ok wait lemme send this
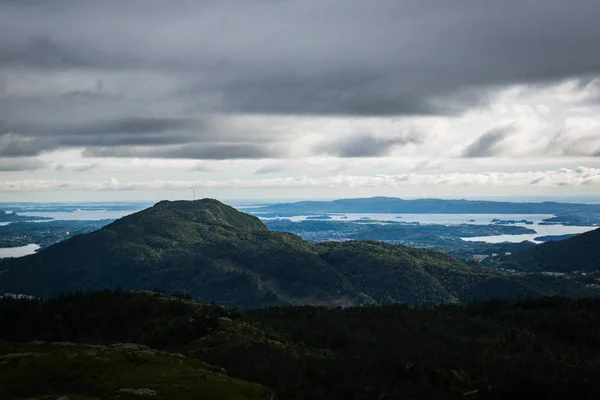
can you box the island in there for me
[540,213,600,226]
[0,210,52,223]
[305,215,333,220]
[491,219,534,225]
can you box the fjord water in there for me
[0,244,40,258]
[18,209,140,221]
[255,212,598,243]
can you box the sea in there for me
[254,213,598,244]
[0,244,41,258]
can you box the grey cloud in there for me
[189,162,218,172]
[0,133,50,157]
[412,159,442,171]
[1,116,286,159]
[0,157,45,171]
[462,127,516,158]
[83,143,279,160]
[315,131,424,158]
[254,163,289,175]
[54,163,97,172]
[546,129,600,157]
[189,74,481,116]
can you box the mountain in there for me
[250,196,600,215]
[4,290,600,399]
[500,228,600,273]
[0,199,597,307]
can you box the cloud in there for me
[0,133,49,157]
[1,115,293,159]
[0,157,45,171]
[462,126,517,158]
[53,163,97,172]
[546,117,600,157]
[314,131,424,157]
[546,78,600,103]
[412,159,442,171]
[2,0,600,117]
[2,167,598,191]
[2,0,600,180]
[254,163,290,175]
[83,143,279,160]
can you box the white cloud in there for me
[2,167,598,192]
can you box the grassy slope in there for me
[0,341,271,400]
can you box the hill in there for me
[3,290,600,399]
[0,199,597,308]
[500,228,600,273]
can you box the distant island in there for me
[0,210,52,223]
[247,196,600,217]
[492,218,534,225]
[540,213,600,226]
[305,215,332,220]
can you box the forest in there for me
[2,290,600,399]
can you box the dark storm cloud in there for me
[315,132,424,158]
[2,0,600,159]
[2,1,600,111]
[0,133,49,157]
[1,116,286,159]
[462,127,516,158]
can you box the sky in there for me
[1,0,600,202]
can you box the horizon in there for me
[3,194,600,206]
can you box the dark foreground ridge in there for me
[2,290,600,399]
[1,199,597,308]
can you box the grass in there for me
[0,341,272,400]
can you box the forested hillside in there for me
[500,228,600,272]
[3,290,600,399]
[1,199,596,308]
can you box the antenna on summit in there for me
[193,190,195,201]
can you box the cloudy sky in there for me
[2,0,600,201]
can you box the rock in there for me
[57,397,70,400]
[117,388,158,396]
[109,343,150,351]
